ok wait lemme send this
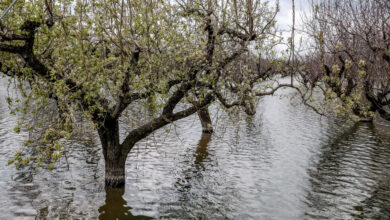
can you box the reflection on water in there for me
[99,187,152,220]
[1,77,390,219]
[305,122,390,219]
[194,133,212,167]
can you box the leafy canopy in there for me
[0,0,281,168]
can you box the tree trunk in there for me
[97,116,127,188]
[197,108,213,133]
[104,155,126,187]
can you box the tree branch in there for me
[120,93,214,154]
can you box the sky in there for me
[275,0,312,54]
[277,0,310,31]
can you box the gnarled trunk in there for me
[98,116,127,188]
[197,108,213,133]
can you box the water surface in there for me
[1,78,390,219]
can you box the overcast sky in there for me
[277,0,310,31]
[274,0,311,53]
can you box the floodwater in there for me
[1,77,390,219]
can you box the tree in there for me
[0,0,286,187]
[298,0,390,122]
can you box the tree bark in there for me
[197,108,213,133]
[97,116,127,188]
[104,155,126,187]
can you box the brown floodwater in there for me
[1,78,390,219]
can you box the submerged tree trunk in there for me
[197,108,213,133]
[97,107,213,187]
[104,154,126,187]
[97,116,127,187]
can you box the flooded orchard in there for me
[1,78,390,219]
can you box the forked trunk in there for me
[198,108,213,133]
[97,108,211,187]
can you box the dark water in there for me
[1,78,390,219]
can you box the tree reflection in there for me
[175,132,213,192]
[305,123,360,217]
[357,123,390,219]
[98,187,152,220]
[305,122,390,218]
[194,133,212,168]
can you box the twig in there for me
[0,0,19,21]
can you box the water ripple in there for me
[0,79,390,219]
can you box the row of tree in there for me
[0,0,389,187]
[299,0,390,122]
